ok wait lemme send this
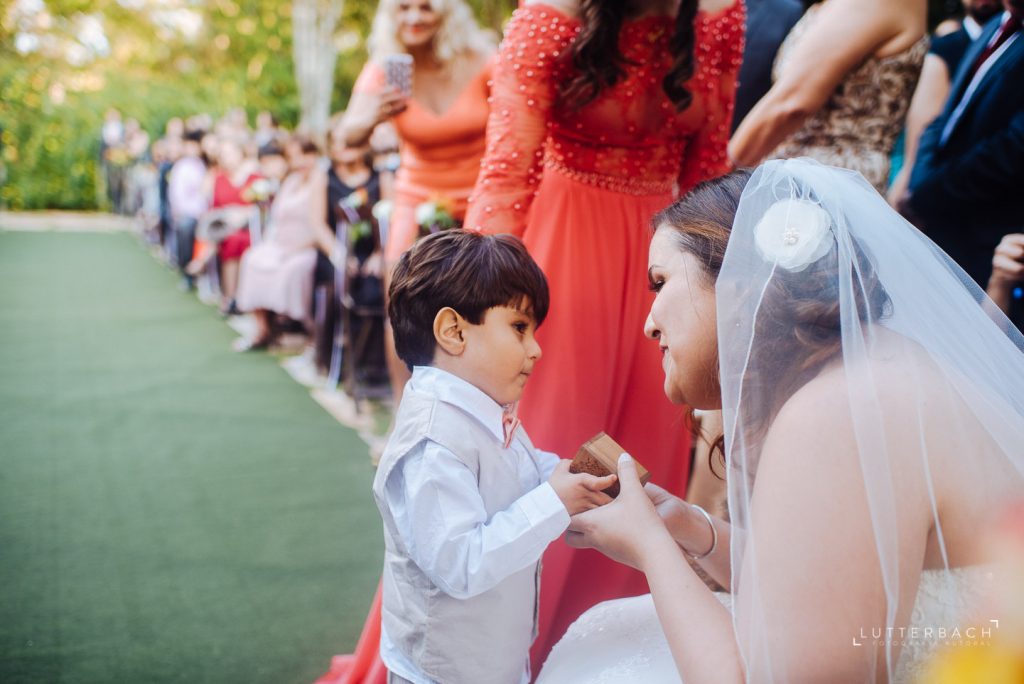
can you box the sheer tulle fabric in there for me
[720,159,1024,682]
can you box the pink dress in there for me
[235,172,320,323]
[465,2,744,667]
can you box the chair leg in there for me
[342,306,356,399]
[328,303,346,391]
[349,315,379,402]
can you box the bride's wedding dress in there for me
[537,566,995,683]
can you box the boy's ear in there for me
[433,307,466,357]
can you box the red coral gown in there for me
[464,1,744,671]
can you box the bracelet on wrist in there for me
[683,504,718,561]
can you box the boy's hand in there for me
[548,460,616,515]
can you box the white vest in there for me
[372,386,543,684]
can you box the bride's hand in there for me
[565,454,675,571]
[645,481,691,541]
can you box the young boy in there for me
[374,230,616,684]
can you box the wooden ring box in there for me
[568,432,651,498]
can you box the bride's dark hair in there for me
[558,0,700,110]
[652,169,892,470]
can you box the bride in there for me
[536,159,1024,683]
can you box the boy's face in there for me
[458,305,542,406]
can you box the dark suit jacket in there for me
[908,16,1024,287]
[930,26,973,74]
[731,0,805,131]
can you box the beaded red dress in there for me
[464,1,744,668]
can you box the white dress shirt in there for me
[964,15,984,41]
[380,366,569,684]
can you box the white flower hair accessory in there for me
[753,198,835,272]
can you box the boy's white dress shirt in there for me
[374,366,569,684]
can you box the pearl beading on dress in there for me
[465,2,745,231]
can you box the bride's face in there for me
[644,227,721,409]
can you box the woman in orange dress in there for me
[464,0,744,668]
[343,0,495,406]
[319,3,494,682]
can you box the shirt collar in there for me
[964,16,983,40]
[996,11,1016,36]
[409,366,508,444]
[985,11,1020,49]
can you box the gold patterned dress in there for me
[769,2,928,191]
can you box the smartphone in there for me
[383,54,413,98]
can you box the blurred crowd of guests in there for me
[108,0,1024,406]
[114,106,400,392]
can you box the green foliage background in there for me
[0,0,514,211]
[1,0,951,211]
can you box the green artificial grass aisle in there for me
[0,231,383,683]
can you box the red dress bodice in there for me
[467,2,744,233]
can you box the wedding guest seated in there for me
[256,142,289,196]
[233,137,335,351]
[375,230,616,684]
[313,119,384,377]
[187,137,264,315]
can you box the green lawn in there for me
[0,231,383,683]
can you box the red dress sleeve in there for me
[677,1,745,194]
[464,6,580,236]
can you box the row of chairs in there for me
[318,201,388,402]
[197,200,389,401]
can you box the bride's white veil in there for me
[717,159,1024,682]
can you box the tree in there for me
[293,0,343,140]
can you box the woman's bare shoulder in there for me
[523,0,580,19]
[698,0,741,16]
[766,335,948,460]
[766,368,857,459]
[469,46,495,71]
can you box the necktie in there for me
[502,401,521,449]
[968,14,1022,80]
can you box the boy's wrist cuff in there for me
[521,482,571,533]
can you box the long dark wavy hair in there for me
[558,0,700,111]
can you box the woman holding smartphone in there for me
[343,0,495,409]
[344,0,494,262]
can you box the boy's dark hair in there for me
[389,230,549,369]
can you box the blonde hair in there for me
[367,0,495,65]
